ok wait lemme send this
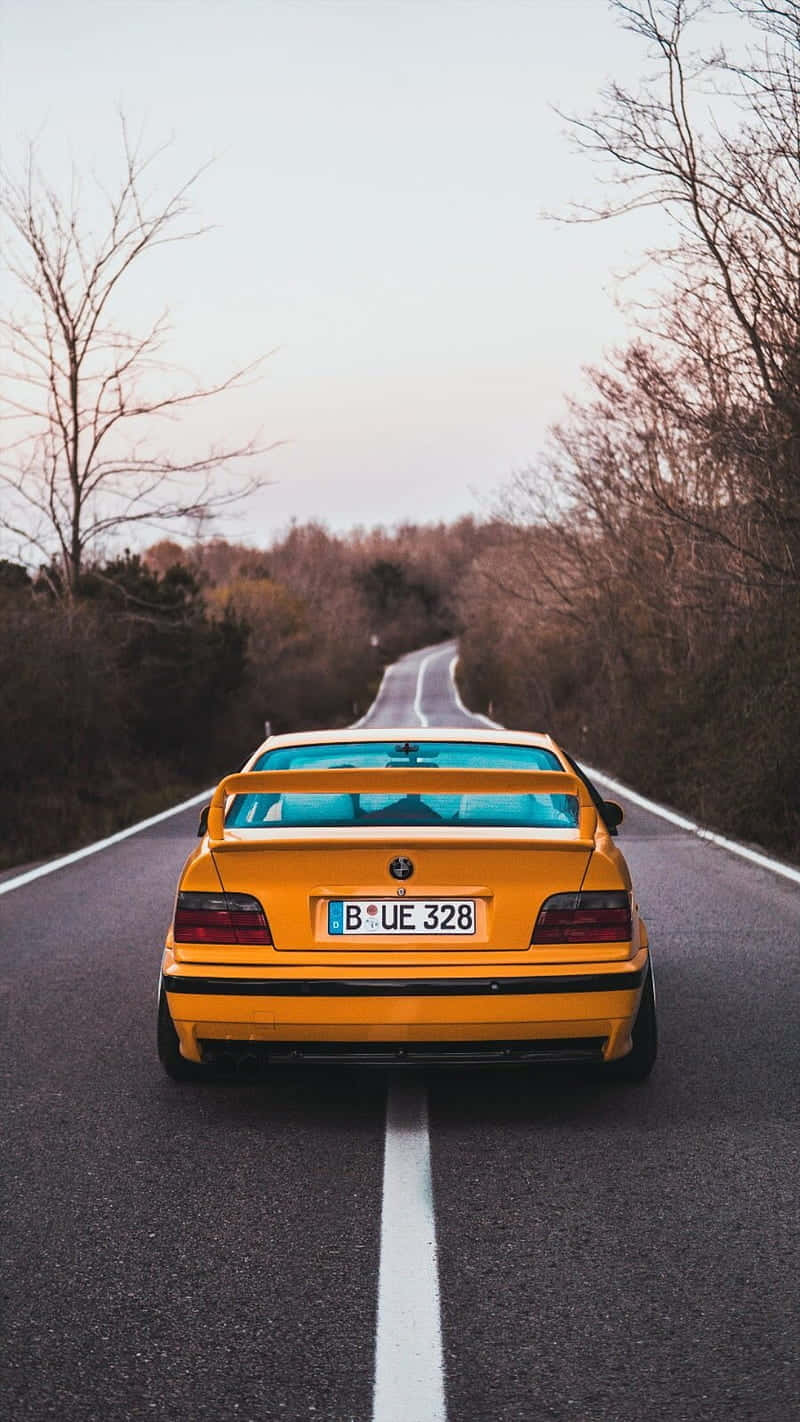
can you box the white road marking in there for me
[413,651,436,727]
[448,655,501,728]
[373,1078,446,1422]
[0,789,212,898]
[361,651,443,1416]
[352,662,397,728]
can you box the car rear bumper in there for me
[162,950,649,1064]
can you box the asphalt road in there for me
[3,642,798,1421]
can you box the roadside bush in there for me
[0,555,251,868]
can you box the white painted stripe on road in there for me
[352,661,397,728]
[449,654,800,887]
[0,789,212,898]
[373,1079,446,1422]
[448,656,501,728]
[413,652,436,727]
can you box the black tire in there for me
[605,958,658,1082]
[157,984,210,1081]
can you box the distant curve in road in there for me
[3,640,798,1422]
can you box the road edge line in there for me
[0,789,213,898]
[352,662,396,728]
[448,655,501,728]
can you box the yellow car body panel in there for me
[159,728,652,1070]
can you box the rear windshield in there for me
[225,740,579,830]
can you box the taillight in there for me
[532,891,631,944]
[174,891,272,945]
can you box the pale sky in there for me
[0,0,735,546]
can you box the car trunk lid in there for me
[207,768,596,956]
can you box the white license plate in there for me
[328,898,476,936]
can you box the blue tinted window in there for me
[250,741,561,773]
[225,741,577,829]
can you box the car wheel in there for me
[605,959,658,1082]
[157,985,209,1081]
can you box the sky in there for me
[0,0,735,548]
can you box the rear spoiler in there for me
[206,768,595,842]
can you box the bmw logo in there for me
[389,856,414,881]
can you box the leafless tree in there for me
[0,120,270,595]
[560,0,800,567]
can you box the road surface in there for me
[3,642,797,1421]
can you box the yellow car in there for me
[157,729,656,1081]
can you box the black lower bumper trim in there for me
[198,1037,608,1066]
[165,969,643,997]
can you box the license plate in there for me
[328,899,476,936]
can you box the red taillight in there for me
[532,891,632,944]
[174,891,272,945]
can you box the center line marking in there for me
[373,1078,446,1422]
[413,651,437,727]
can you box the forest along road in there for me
[3,641,798,1422]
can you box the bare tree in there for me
[567,2,798,383]
[0,121,270,595]
[551,1,800,577]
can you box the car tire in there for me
[605,958,658,1083]
[157,985,209,1082]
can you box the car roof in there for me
[248,726,561,760]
